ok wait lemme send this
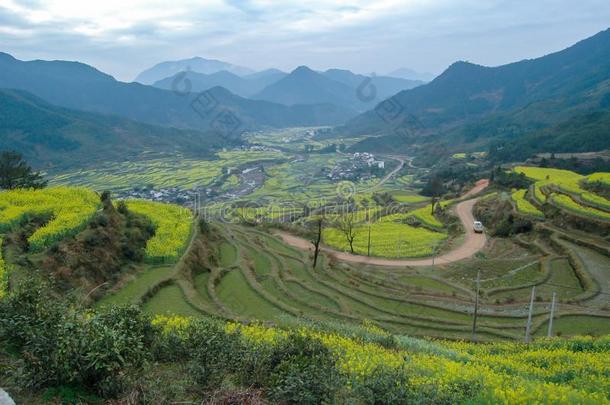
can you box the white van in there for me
[473,221,484,233]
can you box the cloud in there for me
[0,0,609,80]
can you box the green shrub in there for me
[186,318,243,388]
[266,334,341,404]
[350,365,413,405]
[0,279,154,397]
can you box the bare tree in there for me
[337,212,358,254]
[310,216,324,268]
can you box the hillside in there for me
[0,53,354,132]
[342,28,610,156]
[0,89,228,169]
[134,56,254,84]
[488,108,610,162]
[0,187,608,403]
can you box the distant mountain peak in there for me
[442,60,486,75]
[292,65,316,74]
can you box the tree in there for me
[0,150,47,190]
[310,217,324,268]
[337,212,357,254]
[425,176,445,215]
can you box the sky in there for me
[1,0,609,82]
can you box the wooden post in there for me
[547,292,556,338]
[471,270,480,342]
[367,223,371,257]
[525,286,536,343]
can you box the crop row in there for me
[322,221,447,258]
[511,189,544,218]
[585,172,610,187]
[549,194,610,221]
[125,200,193,262]
[151,317,608,404]
[0,187,100,251]
[515,167,610,215]
[51,151,287,191]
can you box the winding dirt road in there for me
[273,179,489,267]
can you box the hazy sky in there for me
[1,0,609,81]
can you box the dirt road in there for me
[273,179,489,267]
[373,157,404,189]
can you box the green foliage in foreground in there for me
[1,278,609,404]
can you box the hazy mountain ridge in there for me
[152,66,420,111]
[135,56,255,84]
[152,69,288,97]
[387,67,436,82]
[0,53,353,132]
[252,66,422,112]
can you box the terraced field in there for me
[514,166,610,222]
[14,148,609,341]
[50,150,289,191]
[0,187,100,251]
[101,221,610,340]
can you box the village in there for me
[325,152,386,181]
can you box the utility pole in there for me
[471,270,480,342]
[525,286,536,343]
[547,292,556,338]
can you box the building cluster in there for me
[326,152,385,181]
[116,186,204,205]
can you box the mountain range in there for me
[253,67,422,111]
[2,27,610,168]
[0,52,355,134]
[153,66,422,111]
[341,27,610,159]
[0,88,228,169]
[134,56,255,84]
[152,69,287,98]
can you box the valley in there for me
[1,16,610,403]
[18,127,607,344]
